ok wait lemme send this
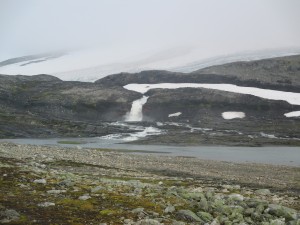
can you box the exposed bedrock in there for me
[142,88,299,122]
[0,74,141,137]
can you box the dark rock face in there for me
[0,74,140,138]
[143,88,297,122]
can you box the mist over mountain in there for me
[1,47,300,82]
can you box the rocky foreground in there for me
[0,142,299,224]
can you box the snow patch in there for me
[123,83,300,105]
[168,112,182,117]
[284,111,300,118]
[222,112,245,120]
[260,132,277,139]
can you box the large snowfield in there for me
[1,48,299,82]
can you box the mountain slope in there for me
[0,55,299,146]
[195,54,300,90]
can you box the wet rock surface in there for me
[0,142,299,224]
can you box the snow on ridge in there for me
[168,112,182,117]
[123,83,300,105]
[222,112,245,120]
[284,111,300,118]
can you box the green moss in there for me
[99,209,121,216]
[57,198,95,211]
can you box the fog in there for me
[0,0,300,64]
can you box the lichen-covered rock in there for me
[266,204,298,221]
[164,205,175,214]
[134,219,162,225]
[228,194,244,201]
[0,209,20,223]
[270,218,286,225]
[176,210,203,222]
[255,189,271,196]
[37,202,55,207]
[78,194,91,200]
[196,211,213,222]
[33,178,47,184]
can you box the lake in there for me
[0,137,299,167]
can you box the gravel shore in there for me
[0,142,299,224]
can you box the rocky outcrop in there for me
[143,88,297,122]
[0,74,140,138]
[196,54,300,92]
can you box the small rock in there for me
[0,209,20,223]
[192,187,203,192]
[132,208,144,214]
[91,186,104,193]
[171,221,186,225]
[210,219,221,225]
[135,219,162,225]
[47,190,66,194]
[228,193,244,201]
[222,185,240,190]
[266,204,297,221]
[222,188,229,193]
[37,202,55,207]
[255,189,271,196]
[33,178,47,184]
[199,198,209,211]
[164,205,175,213]
[124,219,133,224]
[58,179,74,187]
[176,210,203,222]
[270,218,286,225]
[244,208,255,216]
[196,211,213,222]
[78,194,91,200]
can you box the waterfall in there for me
[125,96,149,121]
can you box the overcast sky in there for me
[0,0,300,61]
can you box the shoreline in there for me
[1,142,299,193]
[1,138,299,167]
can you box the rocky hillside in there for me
[196,54,300,92]
[0,74,139,138]
[0,55,299,142]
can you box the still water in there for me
[0,137,299,167]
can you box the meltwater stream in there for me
[125,96,149,121]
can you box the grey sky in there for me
[0,0,300,61]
